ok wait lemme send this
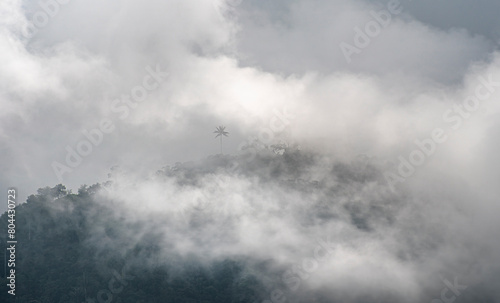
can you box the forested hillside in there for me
[0,148,496,302]
[0,183,265,303]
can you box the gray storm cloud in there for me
[1,0,500,301]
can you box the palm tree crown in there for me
[214,126,229,154]
[214,126,229,138]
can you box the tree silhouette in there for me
[214,126,229,154]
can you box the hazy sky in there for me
[2,1,500,301]
[1,0,499,217]
[0,0,500,208]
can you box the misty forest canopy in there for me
[0,146,495,302]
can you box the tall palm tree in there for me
[214,126,229,154]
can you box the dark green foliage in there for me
[0,185,265,303]
[0,148,407,302]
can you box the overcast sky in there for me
[0,0,500,207]
[2,1,500,301]
[1,0,500,218]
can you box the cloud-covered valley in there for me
[1,0,500,302]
